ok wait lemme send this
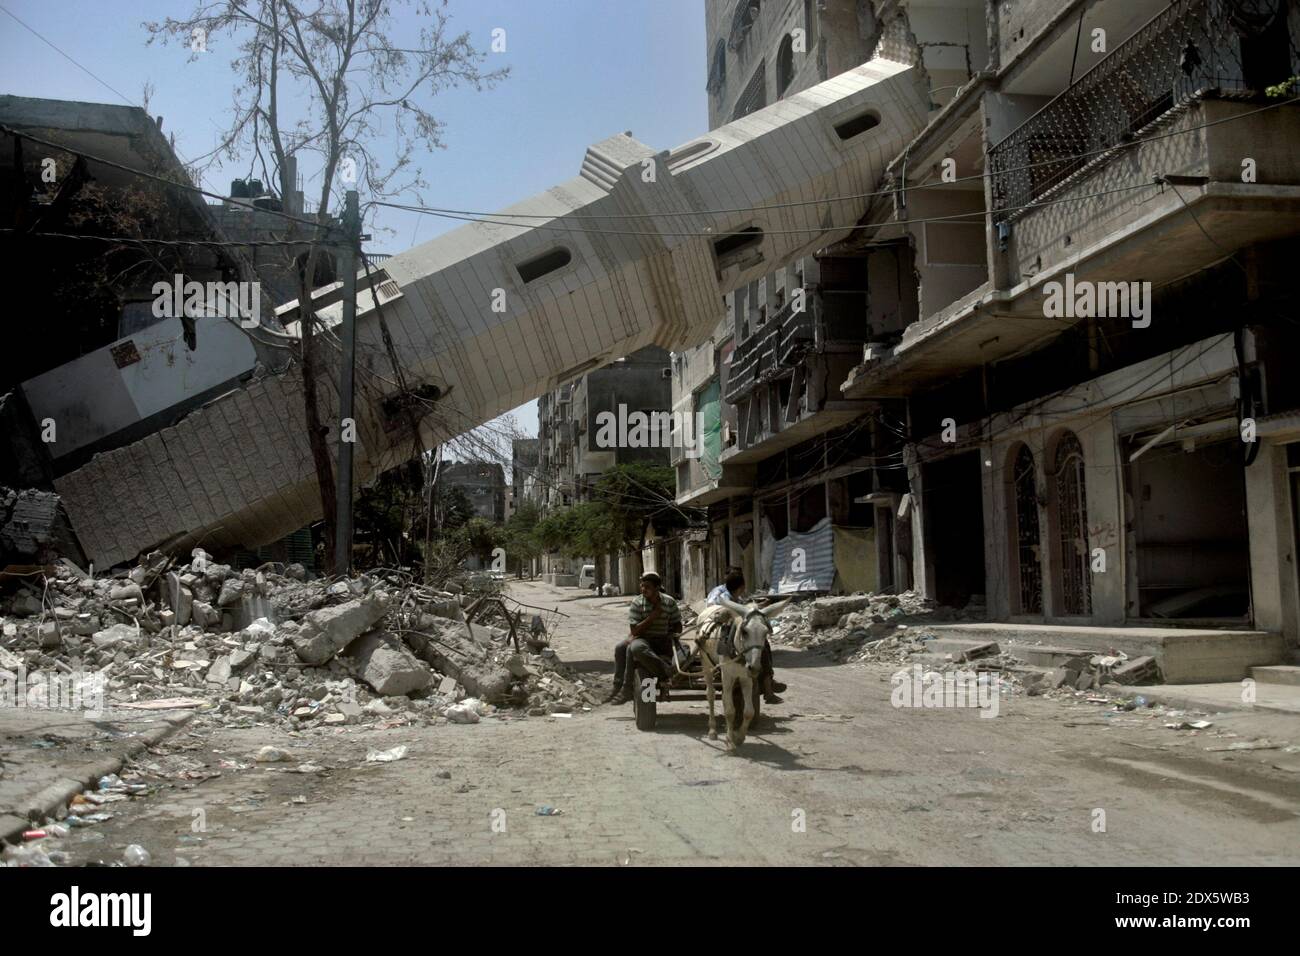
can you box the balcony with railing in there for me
[842,0,1300,401]
[990,0,1299,224]
[722,289,873,464]
[723,295,816,405]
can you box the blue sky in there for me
[0,0,708,439]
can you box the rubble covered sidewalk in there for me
[0,553,599,861]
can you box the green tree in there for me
[502,499,543,576]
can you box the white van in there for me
[578,565,596,590]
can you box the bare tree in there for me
[145,0,506,570]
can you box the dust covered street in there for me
[25,581,1298,867]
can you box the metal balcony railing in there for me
[723,293,816,405]
[988,0,1300,223]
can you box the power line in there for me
[375,179,1166,240]
[0,228,329,249]
[0,4,139,111]
[366,94,1300,224]
[0,123,329,234]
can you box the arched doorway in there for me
[1009,443,1042,614]
[1051,431,1091,615]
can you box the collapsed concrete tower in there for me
[55,58,927,567]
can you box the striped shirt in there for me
[628,593,682,654]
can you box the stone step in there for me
[921,636,1000,661]
[926,623,1284,684]
[1251,665,1300,687]
[1002,642,1093,668]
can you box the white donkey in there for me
[695,597,791,750]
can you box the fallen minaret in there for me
[55,58,927,567]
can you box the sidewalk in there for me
[1100,679,1300,716]
[0,704,193,843]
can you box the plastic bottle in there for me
[122,845,151,867]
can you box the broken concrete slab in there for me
[37,621,61,649]
[403,617,511,703]
[926,637,1000,661]
[1109,655,1159,685]
[108,582,144,604]
[192,601,220,629]
[161,571,193,626]
[343,630,431,697]
[291,590,391,665]
[216,578,244,608]
[91,623,141,651]
[206,655,233,686]
[809,596,874,628]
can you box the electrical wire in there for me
[365,94,1300,223]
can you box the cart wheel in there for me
[633,666,657,731]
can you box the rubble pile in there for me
[768,591,1161,692]
[771,591,970,660]
[0,553,595,729]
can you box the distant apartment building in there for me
[510,437,541,512]
[438,461,506,524]
[535,345,675,586]
[678,0,1300,680]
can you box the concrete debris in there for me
[770,590,1167,698]
[343,631,431,697]
[365,745,409,762]
[291,590,391,665]
[1108,655,1158,685]
[1,556,593,735]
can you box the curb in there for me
[0,710,193,845]
[1095,682,1300,717]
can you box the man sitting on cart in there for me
[707,568,787,705]
[607,572,683,706]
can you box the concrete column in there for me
[1080,417,1125,625]
[875,504,892,592]
[1245,442,1299,645]
[907,447,935,601]
[984,440,1011,619]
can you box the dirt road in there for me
[42,580,1300,866]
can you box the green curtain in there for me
[700,379,722,480]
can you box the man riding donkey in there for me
[696,568,791,749]
[706,568,786,705]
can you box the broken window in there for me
[834,109,881,141]
[515,247,571,284]
[713,226,763,266]
[707,39,727,94]
[776,34,795,98]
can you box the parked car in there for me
[578,565,596,590]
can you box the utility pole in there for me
[333,190,361,575]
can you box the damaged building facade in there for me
[674,0,1300,677]
[671,0,985,601]
[0,96,338,568]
